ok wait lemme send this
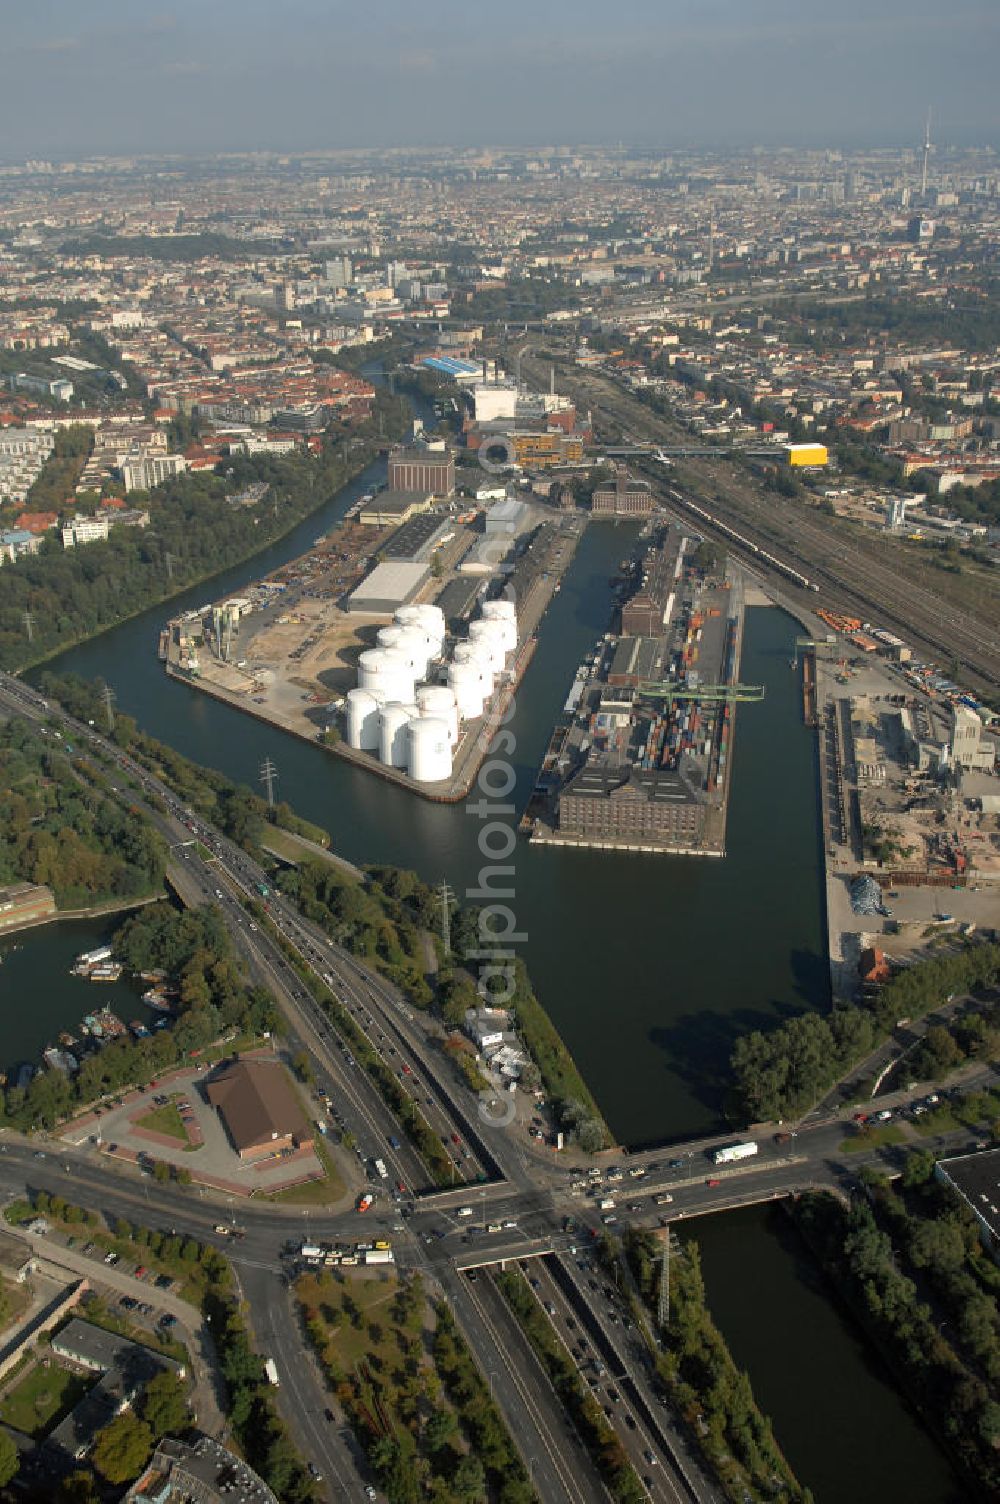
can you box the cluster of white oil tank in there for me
[345,598,516,783]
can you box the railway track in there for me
[667,477,1000,690]
[523,356,1000,691]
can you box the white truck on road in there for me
[711,1141,758,1166]
[264,1359,280,1387]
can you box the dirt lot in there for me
[243,597,385,700]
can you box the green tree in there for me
[0,1429,19,1487]
[92,1412,153,1484]
[141,1369,190,1438]
[453,1454,487,1501]
[56,1470,100,1503]
[424,1408,457,1453]
[909,1218,966,1273]
[291,1050,314,1085]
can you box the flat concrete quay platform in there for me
[162,512,584,802]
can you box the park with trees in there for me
[0,715,166,909]
[729,941,1000,1123]
[297,1266,534,1504]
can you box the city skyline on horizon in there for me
[0,0,996,159]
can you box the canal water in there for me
[28,391,827,1143]
[684,1204,965,1504]
[0,918,153,1080]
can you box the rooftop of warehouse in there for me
[563,764,697,804]
[348,559,430,609]
[936,1149,1000,1245]
[382,512,453,560]
[434,575,484,625]
[359,488,432,516]
[609,636,661,679]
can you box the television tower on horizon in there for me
[920,107,933,199]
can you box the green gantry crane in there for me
[637,682,766,702]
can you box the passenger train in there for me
[667,489,820,592]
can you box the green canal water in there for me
[686,1204,966,1504]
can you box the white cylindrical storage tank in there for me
[416,684,460,744]
[358,647,414,704]
[394,626,433,679]
[468,619,507,671]
[394,605,424,628]
[378,701,417,767]
[407,717,452,783]
[479,604,517,653]
[413,604,446,653]
[452,641,495,692]
[448,662,485,720]
[376,624,408,652]
[414,603,445,634]
[346,688,380,751]
[482,598,516,623]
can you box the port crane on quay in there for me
[637,681,766,703]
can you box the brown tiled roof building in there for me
[204,1060,313,1162]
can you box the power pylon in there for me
[259,757,278,807]
[658,1236,671,1330]
[22,610,35,643]
[102,684,116,734]
[439,880,456,955]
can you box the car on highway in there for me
[706,1178,721,1189]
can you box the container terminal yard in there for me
[523,520,756,856]
[161,485,586,801]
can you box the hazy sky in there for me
[1,0,997,158]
